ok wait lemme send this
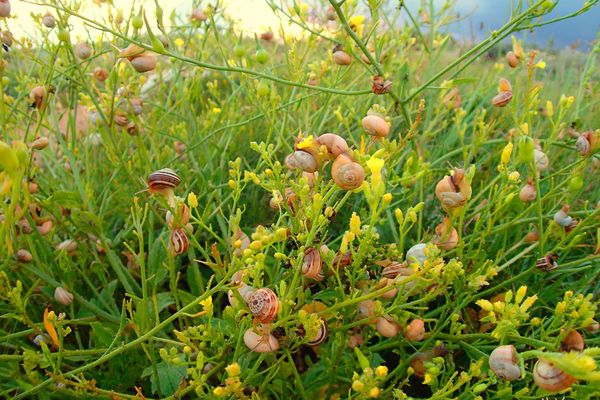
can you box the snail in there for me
[302,171,318,188]
[260,31,274,41]
[228,281,256,307]
[433,217,459,250]
[285,150,318,173]
[534,149,549,171]
[56,239,77,254]
[506,51,519,68]
[302,247,324,281]
[405,243,427,266]
[435,168,471,210]
[244,326,280,353]
[375,278,398,299]
[74,41,92,60]
[492,91,513,107]
[375,315,400,338]
[333,250,352,267]
[30,136,49,150]
[118,44,157,73]
[357,300,376,319]
[30,85,54,109]
[553,205,573,227]
[317,133,349,159]
[533,358,576,392]
[331,154,365,190]
[166,203,190,230]
[54,287,74,306]
[16,249,32,262]
[147,168,180,206]
[576,131,597,156]
[170,228,189,255]
[332,48,351,66]
[560,330,584,352]
[307,319,328,346]
[42,12,56,28]
[488,345,521,381]
[246,288,279,324]
[404,319,425,342]
[371,75,392,95]
[536,253,558,272]
[519,180,536,202]
[361,114,390,138]
[37,220,53,235]
[190,8,207,22]
[524,230,539,243]
[91,67,108,82]
[0,0,10,18]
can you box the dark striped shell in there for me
[247,288,279,323]
[536,254,558,272]
[533,358,576,392]
[170,228,189,255]
[148,168,180,193]
[307,319,328,346]
[302,247,323,281]
[382,262,411,279]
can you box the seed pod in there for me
[534,149,549,171]
[533,358,576,392]
[554,205,573,227]
[317,133,349,158]
[519,180,536,202]
[244,328,280,352]
[506,51,519,68]
[92,67,108,82]
[492,90,513,107]
[54,287,74,306]
[0,0,10,18]
[560,330,584,352]
[16,249,32,262]
[331,154,365,190]
[170,228,189,255]
[147,168,180,195]
[375,316,400,338]
[371,75,392,95]
[536,253,558,272]
[488,345,521,381]
[247,288,279,324]
[42,12,56,28]
[404,319,425,342]
[302,247,324,281]
[433,217,458,250]
[362,114,390,137]
[30,136,49,150]
[75,41,92,60]
[435,168,471,209]
[307,319,328,346]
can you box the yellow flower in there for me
[501,142,513,165]
[375,366,388,377]
[369,387,380,398]
[382,193,392,203]
[394,208,403,225]
[366,157,385,196]
[515,286,527,304]
[200,296,213,317]
[546,100,554,117]
[423,372,433,384]
[213,386,226,396]
[476,299,493,312]
[188,192,198,208]
[508,171,520,182]
[519,295,537,312]
[225,363,241,377]
[348,15,366,36]
[296,135,316,150]
[535,60,546,69]
[351,380,365,392]
[350,212,361,236]
[212,107,222,114]
[174,37,185,48]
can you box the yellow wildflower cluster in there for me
[213,363,245,397]
[476,286,537,339]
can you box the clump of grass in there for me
[0,0,599,398]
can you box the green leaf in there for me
[90,322,117,347]
[145,361,187,396]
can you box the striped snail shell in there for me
[302,247,324,281]
[331,154,365,190]
[535,253,558,272]
[170,228,189,255]
[247,288,279,323]
[381,261,410,279]
[307,319,328,346]
[533,358,576,392]
[147,168,180,194]
[488,345,521,381]
[554,205,573,227]
[492,90,513,107]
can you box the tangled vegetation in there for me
[0,0,599,398]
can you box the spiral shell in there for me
[433,217,458,250]
[576,131,596,156]
[75,41,92,60]
[371,75,392,95]
[31,136,49,150]
[406,243,427,266]
[317,133,349,158]
[533,358,576,392]
[286,150,318,173]
[244,328,280,353]
[488,345,521,381]
[93,67,108,82]
[29,86,47,109]
[332,50,351,65]
[361,114,390,137]
[16,249,32,262]
[560,330,584,352]
[435,169,470,209]
[302,247,323,281]
[519,182,536,202]
[147,168,180,194]
[307,319,328,346]
[333,250,352,267]
[554,205,572,227]
[54,287,74,306]
[492,90,513,107]
[404,319,425,342]
[170,228,189,255]
[506,51,519,68]
[42,12,56,28]
[375,315,400,338]
[247,288,279,323]
[331,154,365,190]
[130,53,158,73]
[534,149,549,171]
[536,253,558,272]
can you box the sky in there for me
[7,0,600,49]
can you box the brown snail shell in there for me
[536,253,558,272]
[42,12,56,28]
[498,78,512,92]
[560,330,584,352]
[371,75,392,95]
[302,247,324,281]
[533,358,576,392]
[0,0,10,18]
[534,149,549,171]
[375,278,398,299]
[56,239,77,253]
[435,168,470,209]
[118,44,146,59]
[244,327,280,353]
[357,300,375,319]
[247,288,279,323]
[332,50,351,65]
[433,217,458,250]
[93,67,108,82]
[317,133,349,158]
[130,53,157,73]
[506,51,519,68]
[190,8,207,22]
[16,249,33,262]
[488,345,521,381]
[30,136,49,150]
[170,228,189,255]
[287,150,318,173]
[375,315,400,337]
[576,131,597,156]
[492,91,513,107]
[361,114,390,137]
[519,181,536,202]
[331,154,365,190]
[29,86,47,109]
[307,319,328,346]
[404,319,425,342]
[147,168,180,194]
[75,41,92,60]
[333,250,352,267]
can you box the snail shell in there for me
[332,50,351,65]
[118,44,146,59]
[228,283,256,307]
[130,53,158,73]
[30,136,49,150]
[93,67,108,82]
[576,131,596,156]
[244,328,280,353]
[147,168,180,194]
[190,8,207,22]
[560,330,584,352]
[56,239,77,253]
[302,247,324,281]
[16,249,32,262]
[357,300,375,319]
[75,41,92,60]
[317,133,349,158]
[519,182,536,202]
[488,345,521,381]
[404,319,425,342]
[247,288,279,323]
[376,278,398,299]
[333,250,352,267]
[406,243,427,266]
[331,154,365,190]
[492,91,513,107]
[170,228,189,255]
[287,150,318,173]
[554,205,572,227]
[42,12,56,28]
[535,253,558,272]
[435,169,470,209]
[0,0,10,18]
[375,316,400,338]
[307,319,328,346]
[433,217,458,250]
[54,287,74,306]
[361,114,390,137]
[29,86,47,109]
[498,78,512,92]
[533,358,576,392]
[534,149,549,171]
[506,51,519,68]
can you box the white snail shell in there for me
[533,358,576,392]
[534,149,549,171]
[553,205,573,227]
[406,243,427,266]
[244,328,280,353]
[54,287,74,306]
[488,345,521,381]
